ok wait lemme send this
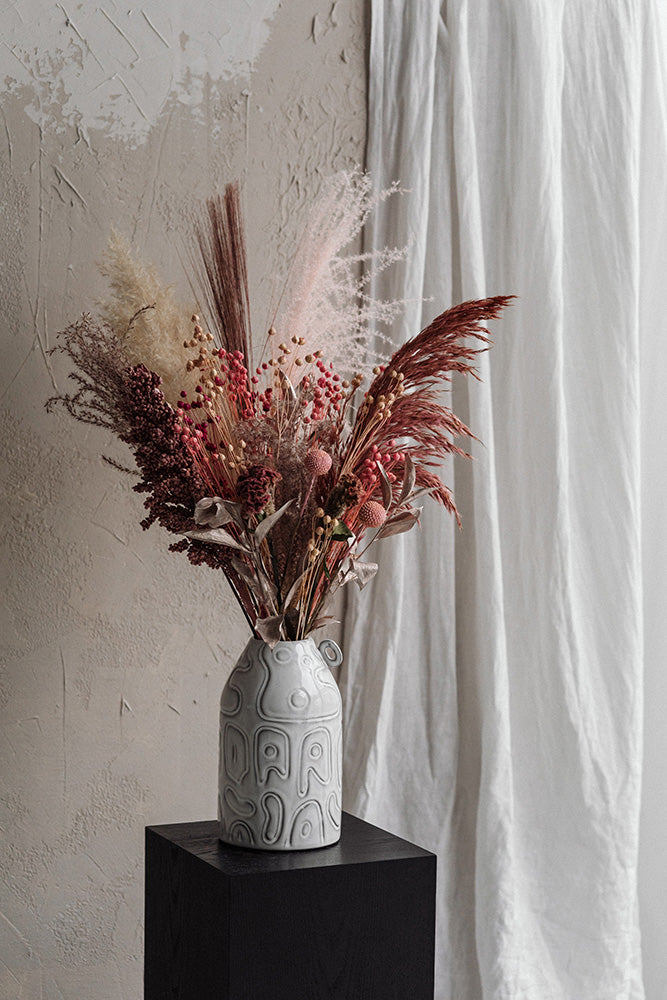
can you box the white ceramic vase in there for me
[218,637,344,851]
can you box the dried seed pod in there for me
[304,449,333,477]
[359,500,387,527]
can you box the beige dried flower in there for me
[97,231,197,405]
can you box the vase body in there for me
[218,637,344,851]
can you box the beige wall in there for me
[0,4,366,997]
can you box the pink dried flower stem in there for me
[299,535,356,633]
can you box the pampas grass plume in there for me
[98,232,196,405]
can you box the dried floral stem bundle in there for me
[48,174,512,642]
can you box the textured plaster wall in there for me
[0,3,366,997]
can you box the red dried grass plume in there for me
[191,182,252,362]
[345,295,514,521]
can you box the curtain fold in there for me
[341,2,663,997]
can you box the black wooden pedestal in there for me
[145,811,436,1000]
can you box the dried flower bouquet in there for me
[47,174,511,644]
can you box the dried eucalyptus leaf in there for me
[397,455,416,506]
[376,461,393,509]
[310,617,340,630]
[349,558,379,589]
[229,556,257,585]
[255,614,285,647]
[253,499,294,546]
[375,507,423,539]
[185,527,250,552]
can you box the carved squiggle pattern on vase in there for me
[218,638,343,851]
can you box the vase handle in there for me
[318,638,343,669]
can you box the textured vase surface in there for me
[218,637,343,851]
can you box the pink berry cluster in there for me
[175,389,213,448]
[212,348,254,419]
[293,358,345,425]
[359,441,407,489]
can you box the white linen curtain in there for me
[341,3,667,997]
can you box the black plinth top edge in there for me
[146,811,435,876]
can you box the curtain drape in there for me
[341,3,666,997]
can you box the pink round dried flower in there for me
[359,500,387,527]
[304,449,332,477]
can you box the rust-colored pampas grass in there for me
[342,296,514,522]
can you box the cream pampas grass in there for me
[98,232,197,406]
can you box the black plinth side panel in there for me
[145,812,436,1000]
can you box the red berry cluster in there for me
[257,383,274,413]
[175,388,216,452]
[213,349,255,419]
[359,441,407,489]
[119,364,206,534]
[299,359,344,425]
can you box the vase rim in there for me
[246,636,319,647]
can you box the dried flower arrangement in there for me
[47,173,511,644]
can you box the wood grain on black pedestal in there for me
[145,812,436,1000]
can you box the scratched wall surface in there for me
[0,3,366,997]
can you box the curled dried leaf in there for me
[349,558,379,589]
[336,557,378,590]
[331,521,354,541]
[375,507,422,539]
[195,496,235,528]
[253,499,294,546]
[376,460,393,509]
[397,454,416,506]
[185,527,250,552]
[229,555,258,585]
[256,614,285,647]
[221,498,246,528]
